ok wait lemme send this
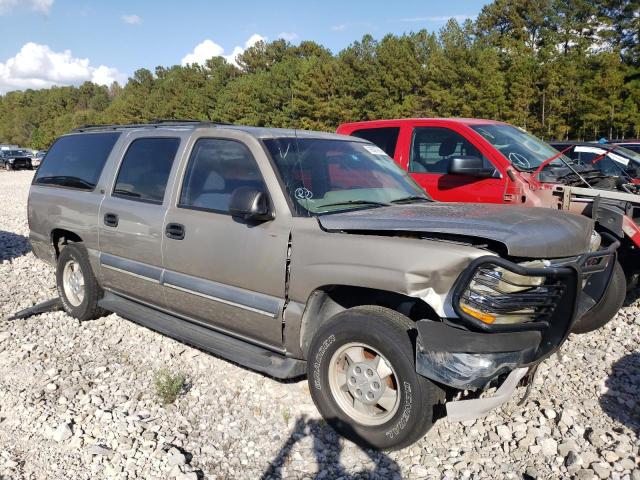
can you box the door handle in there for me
[165,223,185,240]
[103,213,119,227]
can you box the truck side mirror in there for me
[229,187,273,222]
[448,156,495,178]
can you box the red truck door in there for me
[401,125,507,203]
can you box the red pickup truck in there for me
[337,118,638,332]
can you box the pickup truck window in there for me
[34,132,120,190]
[179,138,265,214]
[263,138,428,215]
[472,124,567,171]
[113,137,180,204]
[410,127,490,174]
[350,127,400,157]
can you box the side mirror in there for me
[448,156,495,178]
[229,187,273,222]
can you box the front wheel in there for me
[5,163,11,171]
[307,306,444,450]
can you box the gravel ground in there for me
[0,169,638,480]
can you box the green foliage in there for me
[1,0,639,148]
[153,368,186,405]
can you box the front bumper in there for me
[414,239,618,417]
[8,159,32,169]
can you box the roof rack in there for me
[72,119,232,133]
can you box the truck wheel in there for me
[572,261,625,334]
[5,163,12,171]
[307,306,444,450]
[56,243,105,321]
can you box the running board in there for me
[98,292,306,379]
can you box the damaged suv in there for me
[28,122,617,450]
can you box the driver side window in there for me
[409,127,493,174]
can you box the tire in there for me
[56,243,105,321]
[571,261,625,334]
[5,163,12,171]
[307,305,445,450]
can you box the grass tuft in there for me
[153,368,186,405]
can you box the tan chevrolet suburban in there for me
[28,121,618,450]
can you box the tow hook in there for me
[517,364,539,406]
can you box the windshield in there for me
[614,146,640,164]
[6,150,23,156]
[263,138,429,215]
[471,124,570,170]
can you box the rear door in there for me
[98,134,182,306]
[161,131,290,349]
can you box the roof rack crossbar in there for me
[72,119,232,133]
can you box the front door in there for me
[98,136,181,306]
[407,126,507,203]
[161,136,289,348]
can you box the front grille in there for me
[13,158,29,167]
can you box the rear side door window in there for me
[350,127,400,158]
[113,137,180,204]
[410,127,493,174]
[179,138,265,214]
[34,132,121,190]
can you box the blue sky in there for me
[0,0,488,93]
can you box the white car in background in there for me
[31,150,47,168]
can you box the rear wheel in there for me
[56,243,105,321]
[572,261,625,334]
[307,306,444,450]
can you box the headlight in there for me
[459,260,560,325]
[8,158,14,163]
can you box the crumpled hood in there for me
[318,203,595,258]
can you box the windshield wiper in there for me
[113,188,141,198]
[316,200,390,210]
[532,144,592,187]
[389,195,432,204]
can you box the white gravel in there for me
[0,170,638,479]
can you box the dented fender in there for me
[288,217,492,318]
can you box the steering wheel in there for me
[509,152,531,169]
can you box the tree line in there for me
[1,0,639,149]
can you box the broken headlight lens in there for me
[459,260,559,325]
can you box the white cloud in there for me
[0,42,126,94]
[181,34,266,68]
[398,15,471,22]
[121,14,141,25]
[331,22,374,32]
[0,0,53,14]
[277,32,299,42]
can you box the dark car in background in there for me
[549,142,640,188]
[0,149,33,170]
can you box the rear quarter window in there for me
[34,132,121,190]
[350,127,400,157]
